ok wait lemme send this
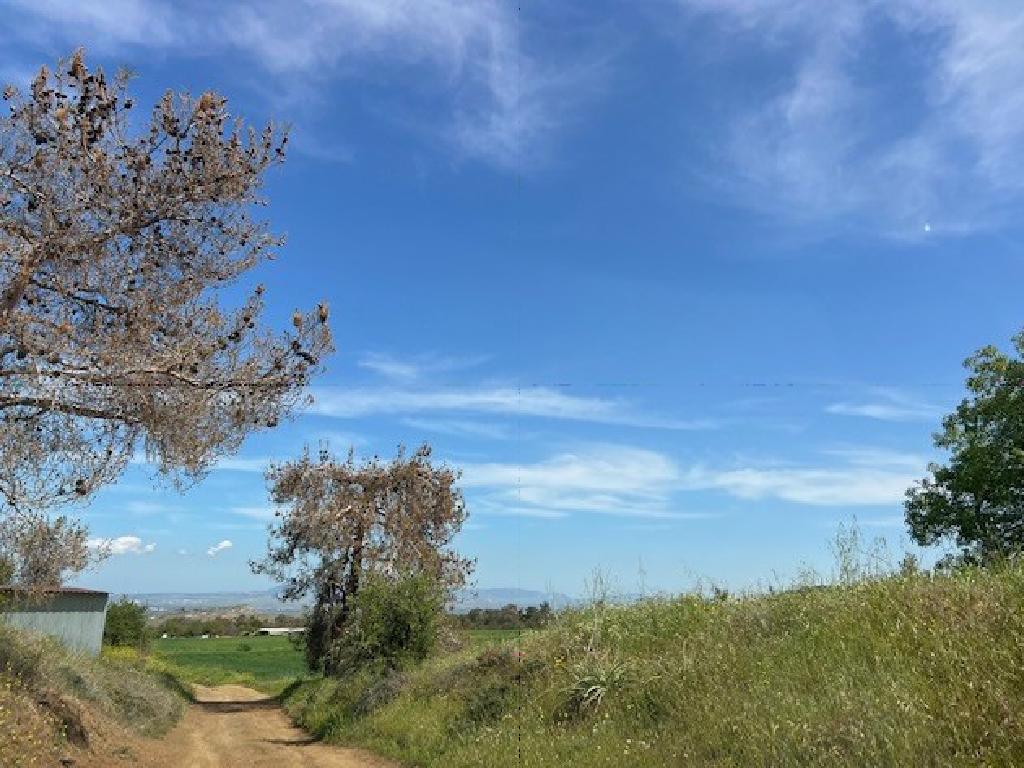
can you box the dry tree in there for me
[253,444,473,673]
[0,51,333,583]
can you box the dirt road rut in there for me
[152,684,395,768]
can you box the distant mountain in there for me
[124,585,577,615]
[122,588,304,615]
[452,587,575,612]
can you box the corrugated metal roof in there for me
[0,586,108,596]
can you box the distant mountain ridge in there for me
[451,587,575,612]
[122,586,577,614]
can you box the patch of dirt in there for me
[140,684,397,768]
[33,684,396,768]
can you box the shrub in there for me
[329,574,445,674]
[103,598,149,649]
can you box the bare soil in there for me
[140,684,397,768]
[59,684,396,768]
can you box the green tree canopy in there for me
[103,598,149,648]
[906,331,1024,563]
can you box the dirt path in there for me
[148,684,397,768]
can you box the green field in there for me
[152,629,514,693]
[152,635,306,692]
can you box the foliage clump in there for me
[329,574,446,674]
[103,598,150,649]
[254,444,472,675]
[907,330,1024,564]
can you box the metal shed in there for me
[0,587,109,656]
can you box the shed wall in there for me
[1,593,108,656]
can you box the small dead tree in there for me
[0,51,332,519]
[0,512,91,588]
[253,444,473,674]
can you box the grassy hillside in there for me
[283,564,1024,767]
[0,624,184,767]
[152,635,306,693]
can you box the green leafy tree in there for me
[906,331,1024,563]
[103,598,149,648]
[331,574,445,673]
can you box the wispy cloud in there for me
[2,0,596,169]
[401,418,510,441]
[122,500,182,516]
[462,444,716,519]
[357,351,488,382]
[678,1,1024,236]
[229,506,279,521]
[87,535,156,555]
[206,539,233,557]
[681,448,927,506]
[358,352,422,381]
[214,456,277,473]
[310,385,715,430]
[826,387,945,422]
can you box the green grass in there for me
[152,635,306,694]
[282,564,1024,767]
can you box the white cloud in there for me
[678,1,1024,236]
[214,456,276,473]
[357,352,489,382]
[826,387,945,422]
[229,506,279,521]
[87,535,156,555]
[681,449,928,506]
[6,0,177,46]
[3,0,591,168]
[462,445,711,519]
[402,418,510,440]
[206,539,233,557]
[310,385,714,430]
[358,352,422,381]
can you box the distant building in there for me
[255,627,305,636]
[0,587,109,656]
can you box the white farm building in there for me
[255,627,305,636]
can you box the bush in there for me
[103,598,149,648]
[0,624,183,738]
[329,574,445,674]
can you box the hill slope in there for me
[284,565,1024,767]
[0,624,184,766]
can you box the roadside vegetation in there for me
[0,623,184,766]
[282,559,1024,767]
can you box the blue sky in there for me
[5,0,1024,596]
